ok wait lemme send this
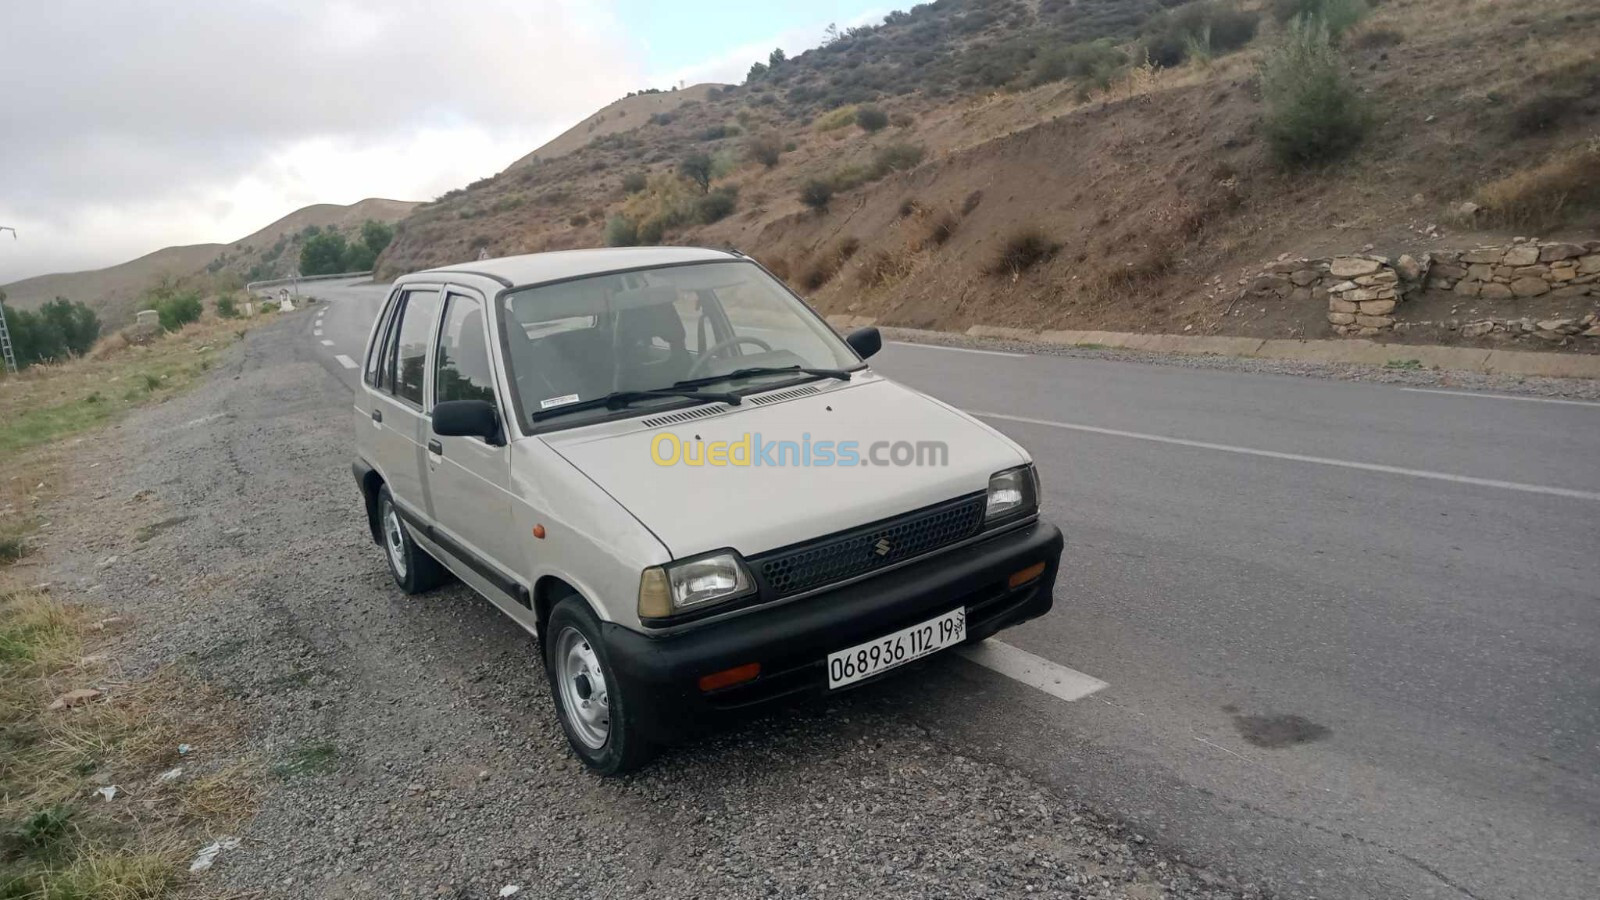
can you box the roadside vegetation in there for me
[1259,18,1369,166]
[296,219,395,276]
[0,293,100,370]
[0,298,268,897]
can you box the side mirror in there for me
[845,326,882,360]
[433,399,502,444]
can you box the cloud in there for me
[0,0,646,282]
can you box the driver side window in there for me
[433,294,497,410]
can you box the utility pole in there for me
[0,226,17,374]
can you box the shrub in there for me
[1260,20,1369,166]
[857,248,912,287]
[799,238,860,290]
[923,210,960,248]
[898,198,922,218]
[155,290,204,331]
[569,213,590,227]
[870,142,926,177]
[1509,93,1572,137]
[695,189,738,224]
[1349,26,1404,49]
[855,105,890,132]
[0,297,101,367]
[622,171,648,194]
[1031,40,1128,87]
[1144,2,1260,67]
[988,226,1060,277]
[813,105,858,132]
[216,294,239,318]
[891,112,916,129]
[605,215,639,247]
[700,124,731,141]
[800,179,834,211]
[1475,143,1600,231]
[679,153,713,193]
[637,216,668,245]
[1272,0,1368,39]
[745,129,784,167]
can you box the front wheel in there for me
[545,598,653,775]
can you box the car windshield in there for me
[497,260,861,428]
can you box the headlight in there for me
[638,551,755,619]
[985,465,1039,522]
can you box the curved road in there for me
[301,278,1600,900]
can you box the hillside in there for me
[502,83,728,169]
[3,198,418,326]
[377,0,1600,350]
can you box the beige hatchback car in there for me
[352,247,1062,773]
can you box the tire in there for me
[376,486,445,594]
[544,597,653,775]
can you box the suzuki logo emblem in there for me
[873,538,893,557]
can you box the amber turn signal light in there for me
[1008,561,1047,588]
[698,662,761,692]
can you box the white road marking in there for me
[334,354,358,370]
[313,329,324,336]
[1400,387,1600,408]
[972,410,1600,502]
[889,341,1027,359]
[319,340,334,347]
[956,639,1109,702]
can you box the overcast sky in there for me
[0,0,890,285]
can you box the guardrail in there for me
[246,271,373,295]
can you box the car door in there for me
[424,288,517,579]
[370,287,442,518]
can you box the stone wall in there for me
[1235,238,1600,341]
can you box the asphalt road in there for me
[303,278,1600,900]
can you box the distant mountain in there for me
[502,83,728,171]
[2,198,418,325]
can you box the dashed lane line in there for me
[334,354,358,370]
[320,340,334,347]
[971,409,1600,502]
[956,639,1109,702]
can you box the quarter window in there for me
[392,289,441,406]
[433,294,497,409]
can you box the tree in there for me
[361,219,395,257]
[679,153,713,194]
[1,298,101,367]
[823,23,840,44]
[746,61,769,83]
[299,230,350,276]
[1260,19,1368,166]
[768,48,787,67]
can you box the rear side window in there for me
[391,290,441,407]
[434,294,497,409]
[364,291,402,387]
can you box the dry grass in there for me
[800,236,861,290]
[988,226,1061,278]
[855,248,915,289]
[1475,141,1600,231]
[0,589,258,898]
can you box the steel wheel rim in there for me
[555,626,610,749]
[383,502,408,579]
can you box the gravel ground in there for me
[879,326,1600,401]
[31,314,1265,899]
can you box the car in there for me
[351,246,1064,774]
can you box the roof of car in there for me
[408,247,742,289]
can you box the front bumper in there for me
[602,519,1064,743]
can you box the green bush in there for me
[679,153,713,193]
[1144,2,1260,67]
[800,179,834,211]
[1030,40,1128,87]
[870,142,926,177]
[605,215,639,247]
[745,130,784,167]
[1272,0,1368,39]
[855,105,890,132]
[1260,19,1369,166]
[155,291,203,332]
[0,297,100,367]
[622,171,648,193]
[695,188,738,224]
[637,216,668,245]
[216,294,239,319]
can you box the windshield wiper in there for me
[531,388,741,420]
[673,366,853,390]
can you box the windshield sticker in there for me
[539,394,581,410]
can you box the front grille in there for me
[752,494,986,597]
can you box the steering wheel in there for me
[686,336,773,379]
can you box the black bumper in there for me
[602,519,1063,743]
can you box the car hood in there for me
[538,376,1027,559]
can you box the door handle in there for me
[427,439,443,456]
[371,408,383,423]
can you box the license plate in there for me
[827,608,966,689]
